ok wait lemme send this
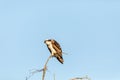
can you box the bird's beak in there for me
[44,40,46,43]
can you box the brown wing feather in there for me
[52,40,62,53]
[52,40,64,64]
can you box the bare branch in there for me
[42,55,52,80]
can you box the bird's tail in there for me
[56,56,64,64]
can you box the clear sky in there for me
[0,0,120,80]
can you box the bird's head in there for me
[44,39,54,45]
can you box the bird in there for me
[44,39,64,64]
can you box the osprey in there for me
[44,39,64,64]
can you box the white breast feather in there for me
[47,42,56,55]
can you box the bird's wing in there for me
[52,40,64,64]
[52,40,62,55]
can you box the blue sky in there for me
[0,0,120,80]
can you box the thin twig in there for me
[42,55,52,80]
[26,68,43,80]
